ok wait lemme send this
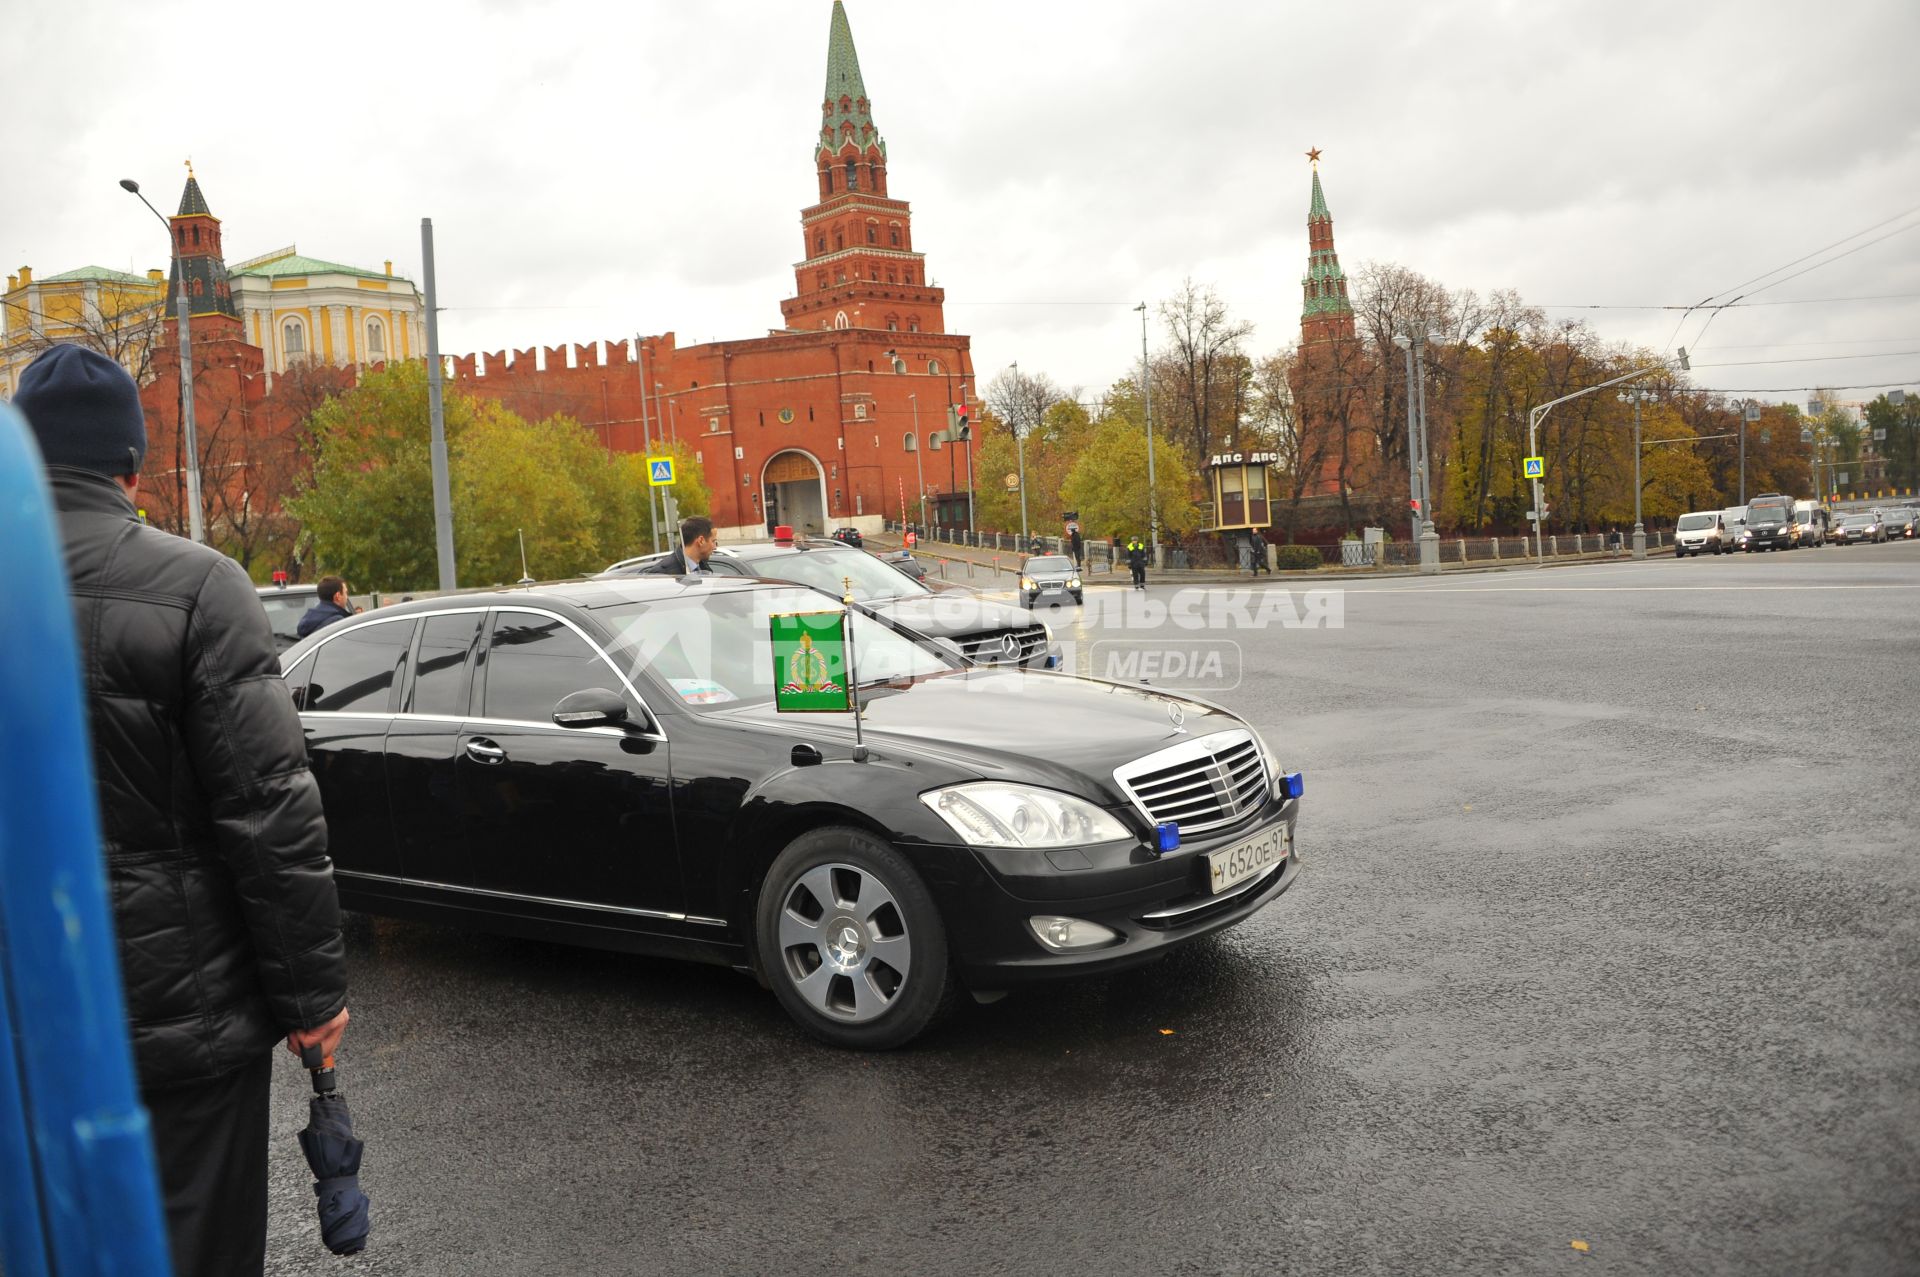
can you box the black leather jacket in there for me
[50,468,347,1089]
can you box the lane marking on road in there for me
[1352,583,1920,593]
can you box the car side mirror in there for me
[552,687,631,729]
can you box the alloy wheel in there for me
[776,863,912,1023]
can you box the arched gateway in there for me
[763,449,828,537]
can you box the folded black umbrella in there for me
[298,1043,371,1256]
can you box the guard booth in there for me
[1204,450,1277,569]
[0,401,173,1275]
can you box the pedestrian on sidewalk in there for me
[1127,535,1149,590]
[15,344,350,1277]
[1247,531,1269,576]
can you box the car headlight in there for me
[1020,577,1035,590]
[1068,577,1081,589]
[920,783,1129,848]
[1253,728,1283,785]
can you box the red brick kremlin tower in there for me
[447,0,975,541]
[1291,152,1370,500]
[141,168,271,534]
[780,2,945,336]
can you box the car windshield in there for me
[1026,556,1073,572]
[1676,514,1716,531]
[595,587,962,712]
[1749,510,1787,526]
[736,547,932,602]
[1723,511,1746,524]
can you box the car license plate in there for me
[1206,826,1289,894]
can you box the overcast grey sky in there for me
[7,0,1917,406]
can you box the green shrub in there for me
[1275,544,1323,570]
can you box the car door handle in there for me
[465,738,508,764]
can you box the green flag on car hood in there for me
[771,610,852,713]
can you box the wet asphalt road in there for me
[266,541,1920,1276]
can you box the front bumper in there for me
[921,800,1302,987]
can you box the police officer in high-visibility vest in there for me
[1126,536,1148,590]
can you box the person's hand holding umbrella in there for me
[289,1009,370,1256]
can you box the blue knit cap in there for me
[14,344,148,475]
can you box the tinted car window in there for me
[282,651,315,710]
[742,547,931,602]
[1676,514,1715,531]
[409,612,483,716]
[482,612,611,724]
[307,620,415,713]
[599,588,960,712]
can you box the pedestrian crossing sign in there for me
[647,457,676,487]
[1523,456,1545,479]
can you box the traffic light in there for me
[1410,498,1422,514]
[948,404,971,442]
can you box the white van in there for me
[1674,510,1728,557]
[1721,506,1750,551]
[1792,499,1830,547]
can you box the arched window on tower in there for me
[191,226,200,246]
[835,231,844,251]
[845,159,858,191]
[833,311,850,329]
[907,317,920,333]
[282,317,306,363]
[890,226,900,247]
[902,432,916,453]
[928,432,943,452]
[366,317,385,360]
[928,359,943,375]
[816,235,826,254]
[866,224,876,244]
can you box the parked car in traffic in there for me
[1791,500,1830,547]
[256,583,320,652]
[1674,511,1729,557]
[831,526,865,549]
[1020,554,1084,606]
[1720,506,1751,551]
[1832,513,1885,544]
[1744,493,1799,551]
[276,578,1305,1048]
[597,540,1059,668]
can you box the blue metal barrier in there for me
[0,402,172,1274]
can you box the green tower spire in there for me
[817,1,885,161]
[1308,169,1330,222]
[1301,156,1351,325]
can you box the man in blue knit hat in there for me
[13,343,351,1277]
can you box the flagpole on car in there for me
[843,577,868,762]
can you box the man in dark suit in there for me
[645,515,719,575]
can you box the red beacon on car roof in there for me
[772,525,796,545]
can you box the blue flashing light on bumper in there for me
[1279,771,1305,801]
[1156,822,1181,854]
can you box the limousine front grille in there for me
[1113,730,1268,836]
[956,625,1049,665]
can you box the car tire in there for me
[755,826,959,1050]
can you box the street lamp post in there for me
[1392,333,1440,573]
[1618,387,1649,559]
[1008,361,1029,547]
[1526,361,1673,567]
[958,378,975,543]
[909,393,926,532]
[1391,336,1422,550]
[1740,403,1760,505]
[1413,339,1439,572]
[1136,302,1160,567]
[119,178,204,543]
